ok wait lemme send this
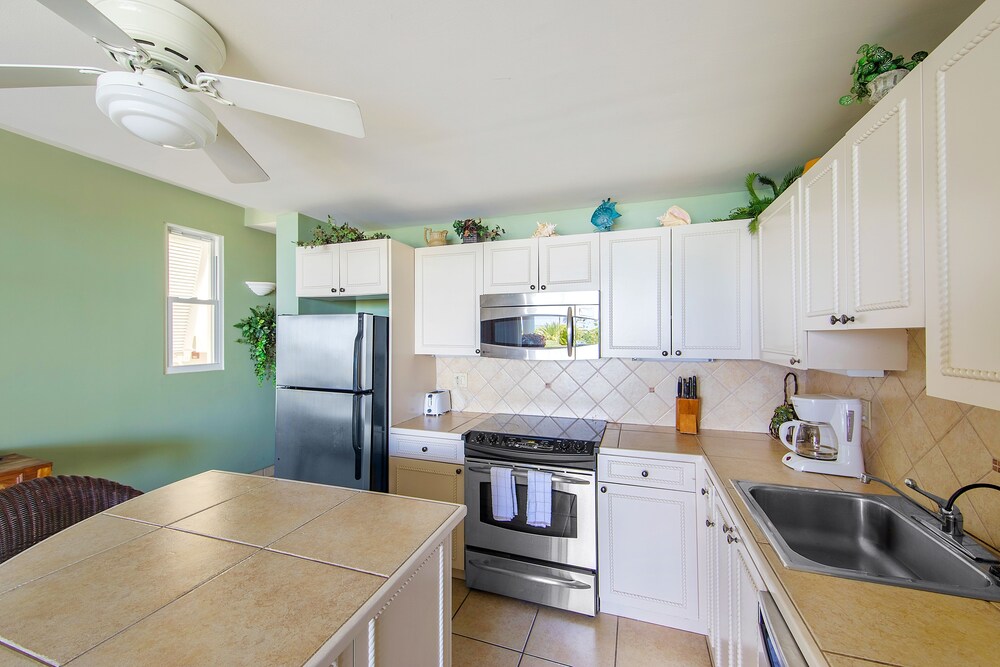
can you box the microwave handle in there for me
[566,307,575,358]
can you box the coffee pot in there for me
[777,395,864,478]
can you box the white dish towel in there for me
[490,467,517,522]
[526,470,553,528]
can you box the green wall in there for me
[366,191,749,247]
[0,130,277,491]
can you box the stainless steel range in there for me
[463,414,606,616]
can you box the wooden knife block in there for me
[675,398,700,435]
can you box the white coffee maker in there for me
[777,394,864,478]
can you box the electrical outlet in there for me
[861,398,872,427]
[453,373,468,388]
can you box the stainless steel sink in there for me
[733,481,1000,600]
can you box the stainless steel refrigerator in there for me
[275,314,389,491]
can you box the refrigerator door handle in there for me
[352,316,364,391]
[352,394,365,481]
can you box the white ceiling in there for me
[0,0,981,227]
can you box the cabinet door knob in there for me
[706,519,716,527]
[456,468,462,475]
[339,287,346,292]
[661,351,668,357]
[789,357,800,365]
[475,348,481,355]
[830,315,840,325]
[641,470,649,477]
[600,486,607,493]
[530,285,536,290]
[330,288,337,293]
[840,314,855,324]
[701,487,708,495]
[540,285,547,290]
[727,534,739,544]
[722,524,733,533]
[675,350,682,356]
[421,446,428,452]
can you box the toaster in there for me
[424,390,452,416]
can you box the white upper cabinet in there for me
[295,240,388,298]
[923,0,1000,410]
[339,239,389,296]
[483,235,600,294]
[758,184,807,368]
[296,244,341,297]
[538,234,601,292]
[482,239,538,294]
[800,140,849,331]
[415,244,483,356]
[671,219,755,359]
[600,228,672,358]
[846,70,924,329]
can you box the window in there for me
[166,224,223,373]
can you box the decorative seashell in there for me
[591,197,621,232]
[658,205,692,227]
[531,222,558,238]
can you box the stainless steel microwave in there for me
[479,291,599,360]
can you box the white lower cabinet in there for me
[704,475,765,667]
[597,455,702,632]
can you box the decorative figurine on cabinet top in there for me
[591,198,621,232]
[531,222,558,238]
[658,205,691,227]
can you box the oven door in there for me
[480,304,599,360]
[464,458,596,570]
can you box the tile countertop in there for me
[391,411,490,438]
[394,413,1000,666]
[0,471,465,666]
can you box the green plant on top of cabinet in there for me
[414,244,483,356]
[482,234,601,294]
[922,0,1000,411]
[295,239,389,298]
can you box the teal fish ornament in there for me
[591,198,621,231]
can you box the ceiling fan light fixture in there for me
[95,70,217,149]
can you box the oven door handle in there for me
[466,465,591,485]
[468,559,592,589]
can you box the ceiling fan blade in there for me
[0,64,105,88]
[204,123,269,184]
[35,0,146,56]
[197,73,365,138]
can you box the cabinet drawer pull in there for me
[830,315,839,325]
[840,314,855,324]
[421,446,428,452]
[641,470,649,477]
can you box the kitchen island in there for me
[0,471,465,666]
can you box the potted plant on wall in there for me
[839,44,927,106]
[452,218,504,243]
[234,304,276,385]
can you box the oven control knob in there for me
[489,434,500,445]
[573,442,585,453]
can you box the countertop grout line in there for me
[61,547,261,665]
[0,635,58,666]
[823,649,904,666]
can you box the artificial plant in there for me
[839,44,927,106]
[234,303,276,385]
[714,167,804,234]
[453,218,505,241]
[297,216,390,247]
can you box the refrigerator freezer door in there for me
[275,388,373,489]
[276,314,373,391]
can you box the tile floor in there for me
[451,579,712,667]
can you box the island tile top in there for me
[0,471,465,666]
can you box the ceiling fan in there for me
[0,0,366,183]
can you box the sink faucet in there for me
[860,474,1000,542]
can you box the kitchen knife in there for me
[692,376,698,399]
[677,377,682,398]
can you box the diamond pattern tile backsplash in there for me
[805,329,1000,549]
[435,357,792,433]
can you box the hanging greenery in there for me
[714,167,804,234]
[297,216,390,247]
[234,303,276,385]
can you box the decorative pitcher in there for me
[424,227,448,247]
